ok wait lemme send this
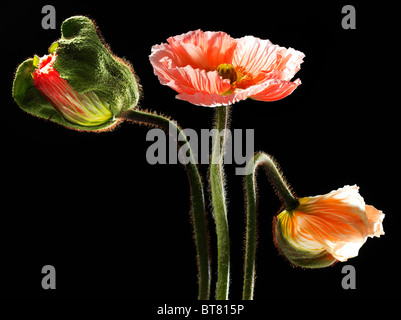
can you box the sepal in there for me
[12,16,140,131]
[273,215,337,268]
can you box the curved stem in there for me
[118,109,210,300]
[209,105,231,300]
[242,152,298,300]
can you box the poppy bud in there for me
[13,16,140,131]
[273,185,385,268]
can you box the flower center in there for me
[217,63,237,84]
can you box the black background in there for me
[2,0,399,303]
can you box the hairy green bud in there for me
[13,16,140,131]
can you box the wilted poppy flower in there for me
[273,185,385,268]
[13,16,140,131]
[149,29,304,107]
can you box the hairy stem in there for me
[243,152,298,300]
[118,109,210,300]
[209,105,231,300]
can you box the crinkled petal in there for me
[149,48,232,97]
[150,37,233,98]
[167,41,209,70]
[176,89,249,107]
[307,185,367,215]
[150,42,179,85]
[167,29,237,69]
[329,240,367,262]
[365,205,385,237]
[163,66,231,96]
[177,78,302,106]
[149,30,304,107]
[277,185,385,265]
[296,186,371,261]
[249,79,301,101]
[232,36,304,81]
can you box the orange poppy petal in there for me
[177,78,301,106]
[168,66,230,94]
[276,185,385,265]
[249,79,301,101]
[150,42,179,84]
[298,210,368,262]
[232,36,304,81]
[167,30,237,69]
[149,30,305,107]
[274,215,337,268]
[295,186,372,261]
[150,52,232,97]
[168,40,208,70]
[365,205,385,237]
[176,89,249,107]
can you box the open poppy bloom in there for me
[273,185,385,268]
[149,29,304,107]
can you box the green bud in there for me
[273,215,337,268]
[12,16,140,131]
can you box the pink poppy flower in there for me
[149,29,304,107]
[274,185,385,268]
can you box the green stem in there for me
[118,109,210,300]
[209,105,231,300]
[242,152,298,300]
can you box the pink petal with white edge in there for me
[149,30,305,107]
[167,30,237,69]
[232,36,305,81]
[150,44,231,96]
[365,205,385,237]
[150,42,179,85]
[250,79,302,101]
[176,89,249,107]
[162,66,231,96]
[177,78,302,106]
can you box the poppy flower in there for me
[13,16,140,131]
[32,53,113,127]
[273,185,385,268]
[149,29,304,107]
